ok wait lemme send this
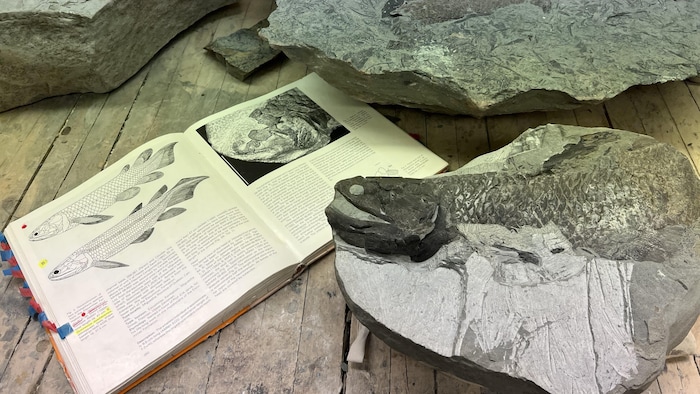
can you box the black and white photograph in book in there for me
[197,87,349,185]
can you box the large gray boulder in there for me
[0,0,236,112]
[326,124,700,393]
[263,0,700,116]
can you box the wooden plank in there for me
[436,371,482,393]
[291,254,346,392]
[0,315,54,393]
[35,352,73,394]
[625,85,690,156]
[604,89,646,134]
[573,103,610,127]
[57,66,151,195]
[395,108,428,145]
[485,111,548,150]
[106,22,194,164]
[454,116,489,167]
[657,81,700,171]
[426,113,459,171]
[345,315,391,394]
[0,95,79,227]
[389,351,435,394]
[656,357,700,394]
[205,275,307,392]
[142,11,228,143]
[545,109,578,126]
[12,93,108,218]
[211,1,253,112]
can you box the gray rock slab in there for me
[205,19,282,81]
[326,124,700,393]
[262,0,700,116]
[0,0,236,112]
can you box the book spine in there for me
[1,232,74,339]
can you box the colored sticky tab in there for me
[0,232,5,242]
[22,281,29,288]
[41,320,57,332]
[37,311,48,323]
[11,269,24,279]
[0,249,12,261]
[28,305,38,316]
[29,299,43,314]
[8,256,17,266]
[2,266,20,276]
[19,287,32,298]
[57,323,74,339]
[0,242,9,250]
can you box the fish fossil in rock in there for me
[327,128,700,263]
[326,124,700,394]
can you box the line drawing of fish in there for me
[48,176,208,281]
[29,142,178,241]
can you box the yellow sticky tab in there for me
[39,259,47,268]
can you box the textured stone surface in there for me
[0,0,236,112]
[206,19,282,81]
[326,124,700,393]
[263,0,700,116]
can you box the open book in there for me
[0,74,447,394]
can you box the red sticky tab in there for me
[0,242,9,251]
[11,270,24,279]
[41,320,57,332]
[29,299,43,314]
[19,287,32,298]
[8,256,17,266]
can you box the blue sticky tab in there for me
[0,232,5,242]
[22,281,29,288]
[38,312,48,323]
[57,323,73,339]
[28,305,38,316]
[0,249,12,261]
[2,266,20,276]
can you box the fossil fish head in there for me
[29,213,72,241]
[48,252,94,280]
[326,176,456,262]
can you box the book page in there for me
[184,73,448,261]
[4,73,447,394]
[5,133,297,393]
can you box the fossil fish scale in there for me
[327,124,700,394]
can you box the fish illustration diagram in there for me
[48,176,208,280]
[29,142,178,241]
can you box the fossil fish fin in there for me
[93,260,128,269]
[167,176,209,208]
[158,208,186,221]
[151,142,177,169]
[132,228,155,244]
[72,215,113,225]
[136,171,164,184]
[149,185,169,203]
[133,148,153,167]
[116,187,140,201]
[131,203,143,215]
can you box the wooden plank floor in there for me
[1,1,700,392]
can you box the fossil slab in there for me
[263,0,700,116]
[205,19,282,81]
[0,0,236,112]
[326,124,700,393]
